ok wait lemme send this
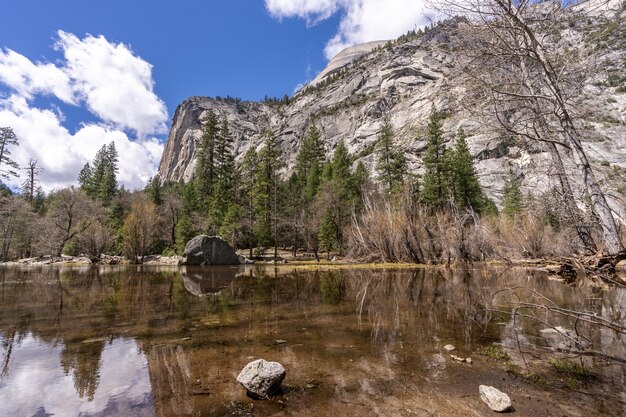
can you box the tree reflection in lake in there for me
[0,265,623,417]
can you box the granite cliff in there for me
[158,1,626,212]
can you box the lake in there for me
[0,265,624,416]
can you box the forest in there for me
[0,107,601,265]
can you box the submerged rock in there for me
[479,385,512,412]
[236,359,286,398]
[444,344,455,352]
[182,235,244,265]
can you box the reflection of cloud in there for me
[0,334,154,417]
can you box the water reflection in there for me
[0,265,623,416]
[0,335,153,417]
[180,266,243,297]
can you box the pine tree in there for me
[196,110,219,202]
[318,208,339,260]
[375,118,407,194]
[98,142,118,202]
[240,147,259,257]
[295,125,325,182]
[78,163,94,194]
[207,118,238,232]
[0,127,19,181]
[421,109,451,209]
[502,171,524,219]
[176,180,199,252]
[145,175,164,205]
[450,129,484,212]
[253,130,283,257]
[79,142,118,203]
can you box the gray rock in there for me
[182,235,243,265]
[158,16,626,220]
[479,385,512,412]
[236,359,286,398]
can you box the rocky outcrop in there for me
[236,359,286,398]
[182,235,243,265]
[479,385,512,412]
[158,9,626,214]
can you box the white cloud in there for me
[0,48,76,104]
[55,31,168,137]
[0,95,164,192]
[265,0,433,59]
[0,31,167,191]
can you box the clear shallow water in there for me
[0,265,624,417]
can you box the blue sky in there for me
[0,0,431,190]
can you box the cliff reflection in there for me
[0,265,621,417]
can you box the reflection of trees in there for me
[60,339,105,401]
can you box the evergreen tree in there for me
[295,125,325,182]
[79,142,118,203]
[421,109,452,209]
[502,171,524,218]
[207,118,238,232]
[175,180,199,252]
[318,208,339,260]
[98,142,119,202]
[78,163,94,194]
[450,129,484,212]
[0,127,19,180]
[253,131,283,257]
[240,147,259,257]
[195,110,219,202]
[145,175,164,205]
[375,118,407,194]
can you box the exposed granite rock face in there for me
[159,6,626,215]
[182,235,243,265]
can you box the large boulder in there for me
[182,235,243,265]
[236,359,286,398]
[479,385,512,412]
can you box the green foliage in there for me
[253,131,283,250]
[376,118,407,195]
[548,358,591,379]
[318,208,339,257]
[421,109,452,208]
[145,175,164,205]
[196,109,219,202]
[503,171,525,218]
[478,345,509,359]
[449,129,485,213]
[0,127,20,180]
[79,142,118,203]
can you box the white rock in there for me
[236,359,286,398]
[444,344,455,351]
[479,385,512,412]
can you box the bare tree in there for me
[46,188,93,256]
[122,195,158,263]
[430,0,623,255]
[21,159,42,203]
[0,196,36,260]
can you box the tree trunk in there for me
[498,1,623,255]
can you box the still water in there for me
[0,265,624,417]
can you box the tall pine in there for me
[421,109,451,209]
[375,118,407,195]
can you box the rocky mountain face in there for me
[158,1,626,212]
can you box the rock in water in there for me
[182,235,243,265]
[479,385,512,412]
[236,359,286,398]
